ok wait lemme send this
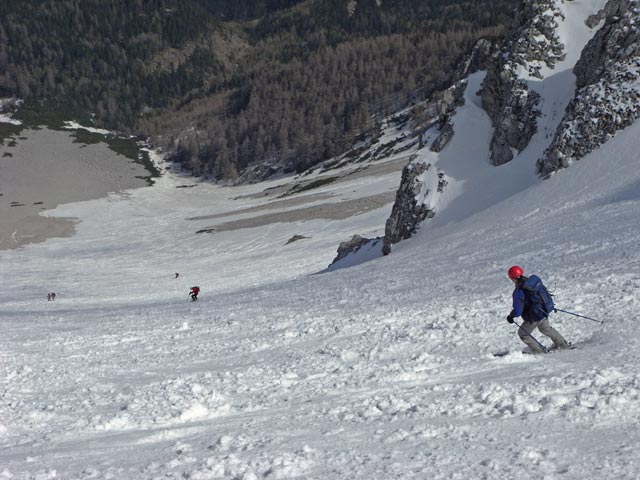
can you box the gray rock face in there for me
[331,234,376,264]
[458,38,495,78]
[584,0,622,29]
[481,68,541,165]
[379,39,496,253]
[430,120,454,153]
[382,158,435,253]
[538,0,640,176]
[574,0,636,88]
[509,0,567,77]
[351,0,640,259]
[480,0,567,166]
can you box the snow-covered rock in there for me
[382,158,438,253]
[480,0,568,165]
[538,0,640,176]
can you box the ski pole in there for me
[512,320,548,353]
[554,308,604,324]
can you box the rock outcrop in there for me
[480,0,568,166]
[330,234,380,265]
[382,159,435,254]
[430,118,454,153]
[481,68,540,166]
[380,39,494,253]
[538,0,640,176]
[351,0,640,260]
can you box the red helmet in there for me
[507,265,524,279]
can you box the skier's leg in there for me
[517,320,545,353]
[537,318,569,348]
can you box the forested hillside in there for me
[0,0,519,180]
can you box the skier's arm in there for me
[511,289,525,317]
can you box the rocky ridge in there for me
[328,40,491,265]
[480,0,567,166]
[378,39,493,255]
[538,0,640,176]
[332,0,640,262]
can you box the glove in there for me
[506,314,515,324]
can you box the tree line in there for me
[0,0,519,180]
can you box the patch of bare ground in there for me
[190,154,410,227]
[196,191,396,233]
[0,128,150,250]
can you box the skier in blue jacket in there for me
[506,265,569,353]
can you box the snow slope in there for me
[2,113,640,479]
[404,0,609,232]
[2,2,640,478]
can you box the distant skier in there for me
[506,265,569,353]
[50,292,56,301]
[175,273,179,279]
[47,293,51,301]
[189,286,200,301]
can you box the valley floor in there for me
[0,126,151,250]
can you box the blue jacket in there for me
[510,276,547,322]
[511,287,526,318]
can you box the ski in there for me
[545,343,576,353]
[493,343,575,357]
[491,349,545,357]
[492,350,511,357]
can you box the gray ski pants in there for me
[518,317,568,352]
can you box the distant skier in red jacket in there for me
[189,286,200,301]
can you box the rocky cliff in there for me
[480,0,569,166]
[380,39,492,254]
[538,0,640,176]
[334,0,640,262]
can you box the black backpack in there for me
[522,275,555,321]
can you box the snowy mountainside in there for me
[382,0,640,251]
[2,114,640,478]
[539,0,640,175]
